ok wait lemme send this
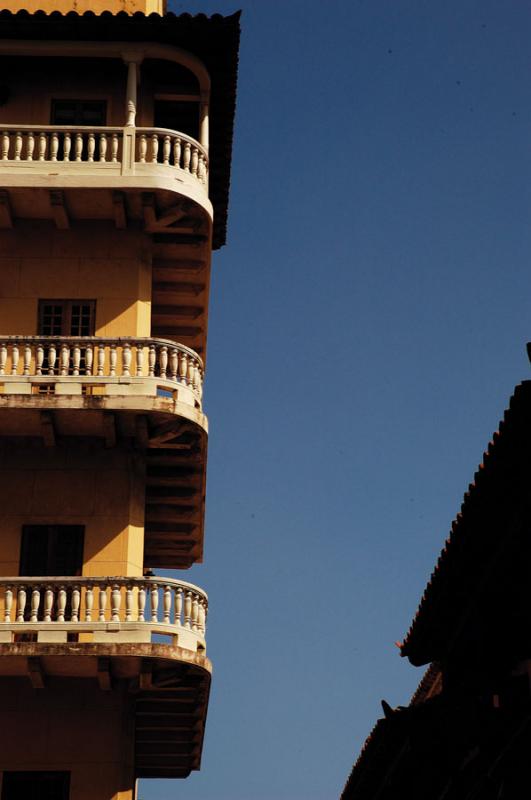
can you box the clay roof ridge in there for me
[399,380,531,663]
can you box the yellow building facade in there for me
[0,2,240,798]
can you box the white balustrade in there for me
[0,125,209,189]
[0,336,204,404]
[0,126,123,164]
[135,127,209,186]
[0,576,208,643]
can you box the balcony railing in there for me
[0,336,203,405]
[0,576,207,653]
[0,125,209,189]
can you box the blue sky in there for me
[142,2,531,798]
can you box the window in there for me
[1,772,70,800]
[20,526,84,577]
[38,301,95,337]
[154,99,199,141]
[51,100,106,127]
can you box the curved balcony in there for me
[0,334,204,408]
[0,575,207,653]
[0,125,211,220]
[0,575,211,779]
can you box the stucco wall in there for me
[0,222,152,338]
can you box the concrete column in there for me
[125,60,138,127]
[200,93,209,150]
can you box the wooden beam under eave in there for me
[40,410,56,447]
[142,192,157,229]
[0,190,13,228]
[113,191,127,229]
[103,412,116,448]
[27,657,45,689]
[97,657,112,691]
[140,660,153,690]
[49,190,70,230]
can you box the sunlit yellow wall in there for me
[0,222,152,338]
[0,0,164,16]
[0,441,145,577]
[0,679,135,800]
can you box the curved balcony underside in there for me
[0,337,208,568]
[0,640,211,779]
[0,125,212,220]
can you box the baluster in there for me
[111,584,121,622]
[72,344,81,376]
[60,343,70,376]
[159,345,168,380]
[87,132,95,162]
[71,586,80,623]
[184,590,192,628]
[193,362,201,396]
[99,132,107,162]
[122,342,131,377]
[44,586,53,623]
[178,351,188,385]
[109,344,117,376]
[26,132,35,162]
[16,587,26,623]
[125,585,133,622]
[75,132,83,162]
[148,343,156,377]
[36,344,44,375]
[50,132,59,162]
[139,134,147,163]
[173,136,181,168]
[1,131,10,160]
[4,586,12,623]
[175,587,183,626]
[57,586,67,623]
[14,131,23,161]
[170,347,178,381]
[23,343,31,375]
[30,587,40,622]
[150,583,159,623]
[191,594,199,631]
[47,342,57,376]
[85,585,93,622]
[97,343,105,376]
[198,599,206,635]
[138,585,146,622]
[163,585,171,624]
[98,584,107,622]
[38,131,47,161]
[162,135,171,165]
[183,141,191,172]
[63,131,71,161]
[191,146,199,176]
[150,133,159,164]
[85,343,93,376]
[135,343,144,377]
[0,343,6,375]
[111,133,119,163]
[10,343,18,375]
[198,154,205,183]
[187,356,195,388]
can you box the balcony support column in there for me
[200,92,209,150]
[124,58,141,127]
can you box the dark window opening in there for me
[1,771,70,800]
[20,525,84,577]
[38,300,95,337]
[154,100,199,141]
[38,300,95,374]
